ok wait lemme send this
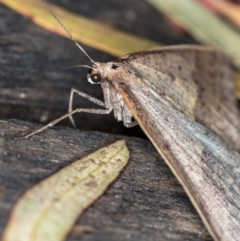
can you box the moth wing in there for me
[119,82,240,241]
[120,45,240,151]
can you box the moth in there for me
[27,1,240,240]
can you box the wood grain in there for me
[0,119,212,241]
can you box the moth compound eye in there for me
[87,69,101,84]
[91,73,101,83]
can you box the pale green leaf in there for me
[2,140,129,241]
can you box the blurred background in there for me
[0,0,240,137]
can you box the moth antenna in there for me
[38,0,95,64]
[60,65,94,71]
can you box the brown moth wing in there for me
[119,45,240,151]
[117,80,240,241]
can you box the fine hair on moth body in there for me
[26,1,240,241]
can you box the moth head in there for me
[87,62,112,84]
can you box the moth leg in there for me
[68,88,106,128]
[24,107,112,138]
[124,121,138,128]
[122,104,138,128]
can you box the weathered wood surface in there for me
[0,1,212,240]
[0,119,212,241]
